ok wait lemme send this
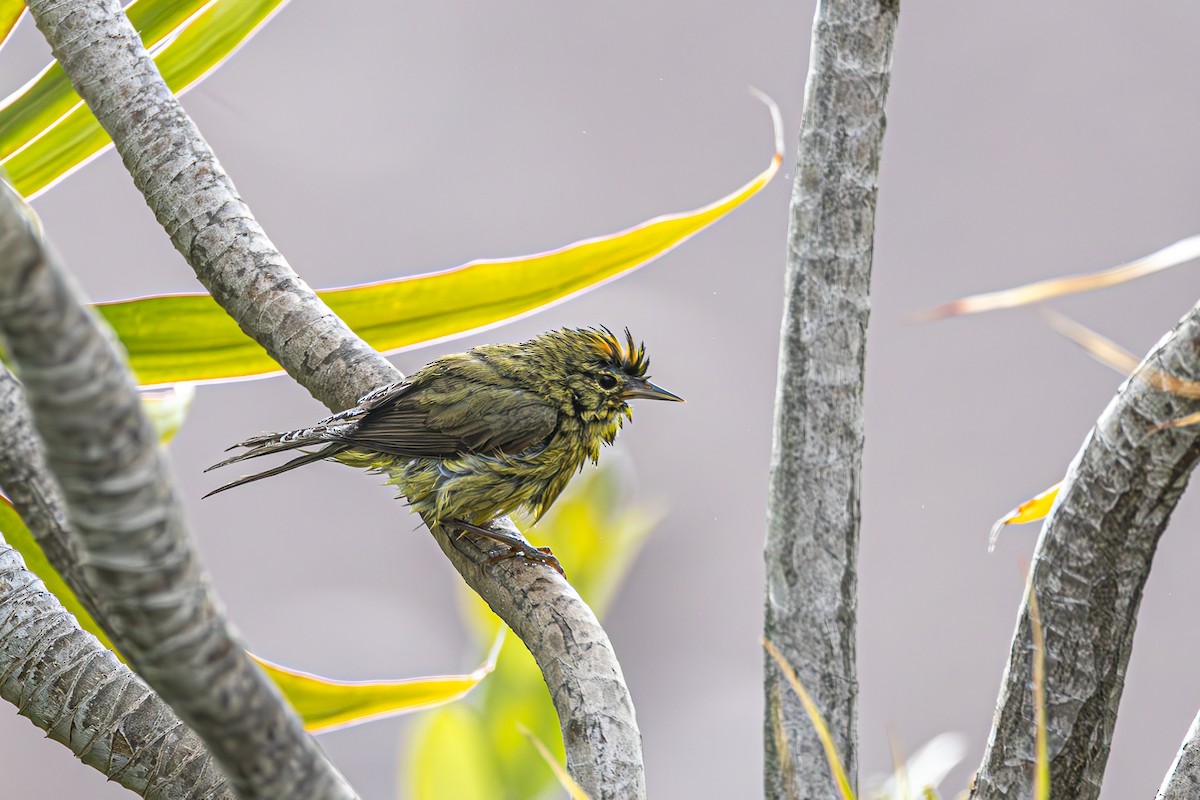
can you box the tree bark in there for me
[0,365,238,795]
[1158,708,1200,800]
[23,1,645,795]
[0,180,357,799]
[0,535,234,799]
[763,0,898,797]
[970,308,1200,799]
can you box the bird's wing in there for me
[346,377,558,458]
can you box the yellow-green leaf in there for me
[251,631,501,734]
[0,496,119,654]
[0,0,24,51]
[407,704,501,800]
[95,96,784,387]
[2,0,290,199]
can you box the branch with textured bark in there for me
[0,534,233,799]
[970,307,1200,800]
[0,181,357,799]
[23,1,645,795]
[1158,708,1200,799]
[763,0,898,797]
[0,366,232,797]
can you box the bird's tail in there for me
[203,433,349,498]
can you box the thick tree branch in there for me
[971,309,1200,799]
[763,0,898,797]
[1158,708,1200,800]
[0,535,233,799]
[0,182,357,799]
[0,366,232,797]
[24,1,645,795]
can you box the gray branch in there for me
[24,0,645,795]
[0,534,233,799]
[970,309,1200,799]
[1158,708,1200,800]
[0,182,356,799]
[0,364,236,796]
[763,0,898,797]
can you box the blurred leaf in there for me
[0,496,119,654]
[406,704,502,800]
[1029,587,1050,800]
[139,383,196,443]
[252,631,501,734]
[764,636,857,800]
[520,724,592,800]
[868,733,966,800]
[92,96,783,387]
[1043,309,1200,431]
[0,0,23,51]
[915,234,1200,321]
[2,0,290,199]
[988,483,1061,552]
[408,461,659,800]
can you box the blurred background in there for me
[3,0,1200,797]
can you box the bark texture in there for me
[23,1,645,794]
[1158,709,1200,800]
[0,366,233,797]
[0,538,233,799]
[0,182,357,799]
[763,0,898,797]
[971,308,1200,799]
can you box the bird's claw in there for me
[450,519,565,576]
[484,545,565,576]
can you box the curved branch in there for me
[0,182,356,799]
[0,364,234,796]
[764,0,898,796]
[970,308,1200,799]
[23,0,645,794]
[0,537,233,799]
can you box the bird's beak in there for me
[623,379,685,402]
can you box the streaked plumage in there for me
[205,327,682,569]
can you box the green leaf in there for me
[0,0,24,51]
[1,0,290,199]
[251,631,501,734]
[97,97,781,387]
[0,497,119,655]
[406,704,503,800]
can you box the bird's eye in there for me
[597,373,619,390]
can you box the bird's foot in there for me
[450,519,565,576]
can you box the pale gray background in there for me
[3,1,1200,797]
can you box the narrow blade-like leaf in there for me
[98,95,783,387]
[916,234,1200,321]
[252,632,501,734]
[0,0,24,51]
[3,0,289,198]
[763,636,857,800]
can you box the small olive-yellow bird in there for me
[205,327,682,571]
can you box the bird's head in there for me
[530,327,683,440]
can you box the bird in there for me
[204,327,683,572]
